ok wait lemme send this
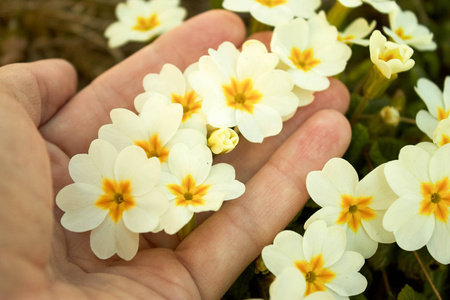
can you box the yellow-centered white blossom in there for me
[271,14,352,92]
[369,30,415,79]
[305,158,396,258]
[338,0,397,13]
[189,40,298,143]
[56,140,169,260]
[262,221,367,299]
[383,6,437,51]
[105,0,186,48]
[338,18,377,47]
[384,144,450,264]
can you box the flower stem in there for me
[350,95,370,126]
[413,251,442,300]
[250,17,272,34]
[400,117,416,125]
[326,1,352,28]
[177,215,196,241]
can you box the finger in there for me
[246,31,272,48]
[0,59,77,127]
[40,10,246,157]
[176,109,352,299]
[216,77,350,183]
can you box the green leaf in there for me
[344,123,370,166]
[368,243,398,271]
[397,284,426,300]
[369,138,406,167]
[351,294,368,300]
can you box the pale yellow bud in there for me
[380,106,400,126]
[208,127,239,155]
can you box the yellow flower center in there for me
[222,78,262,114]
[255,0,287,8]
[336,195,376,232]
[133,14,160,32]
[168,174,210,207]
[378,48,403,62]
[135,133,169,163]
[96,179,135,223]
[289,47,321,72]
[171,91,202,122]
[295,254,335,296]
[437,107,449,121]
[395,28,413,41]
[420,177,450,222]
[439,134,450,147]
[337,34,355,43]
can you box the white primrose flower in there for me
[338,18,377,47]
[271,15,352,92]
[369,30,415,79]
[384,144,450,264]
[262,220,367,299]
[222,0,321,27]
[135,63,208,135]
[99,95,206,165]
[105,0,186,48]
[305,158,396,258]
[156,143,245,234]
[337,0,397,14]
[189,40,298,143]
[433,118,450,148]
[415,77,450,139]
[383,6,437,51]
[56,140,168,260]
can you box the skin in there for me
[0,10,351,300]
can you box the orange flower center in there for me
[420,177,450,222]
[378,48,403,62]
[168,174,210,207]
[337,34,355,43]
[336,195,376,232]
[255,0,287,8]
[133,14,160,32]
[289,47,321,72]
[437,107,449,121]
[96,179,135,223]
[295,254,335,296]
[395,28,413,41]
[135,133,169,163]
[439,134,450,147]
[171,91,202,122]
[222,78,262,114]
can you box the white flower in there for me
[189,40,298,143]
[415,77,450,139]
[383,6,437,51]
[56,140,168,260]
[99,95,206,165]
[105,0,186,48]
[433,118,450,147]
[156,143,245,234]
[270,268,333,300]
[222,0,320,27]
[271,15,352,92]
[338,18,376,47]
[380,106,400,126]
[384,144,450,264]
[305,158,396,258]
[207,127,239,155]
[369,30,415,79]
[337,0,397,13]
[262,220,367,299]
[135,63,208,135]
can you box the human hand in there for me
[0,10,351,300]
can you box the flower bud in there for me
[207,127,239,154]
[380,106,400,126]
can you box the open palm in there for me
[0,10,351,300]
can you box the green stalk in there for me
[177,215,196,241]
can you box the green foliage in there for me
[369,138,406,167]
[397,285,426,300]
[344,123,370,166]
